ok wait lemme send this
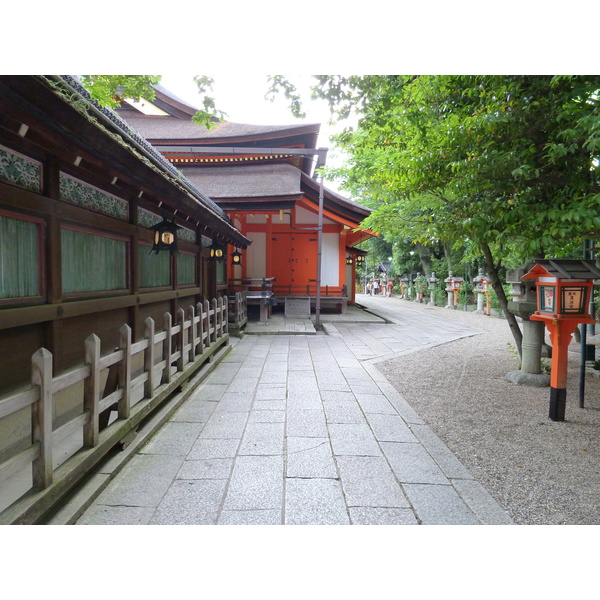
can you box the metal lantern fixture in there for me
[209,242,226,261]
[231,248,243,266]
[346,255,354,265]
[355,255,365,267]
[149,218,181,254]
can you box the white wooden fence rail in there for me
[0,295,238,522]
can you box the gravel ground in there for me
[374,298,600,525]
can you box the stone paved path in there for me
[76,299,513,525]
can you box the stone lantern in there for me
[399,276,408,299]
[472,268,490,315]
[506,262,550,387]
[414,273,428,303]
[505,263,550,389]
[428,272,439,306]
[444,272,463,309]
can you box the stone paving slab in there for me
[91,454,184,508]
[285,478,350,525]
[75,300,513,526]
[150,479,228,525]
[286,437,337,478]
[223,455,284,511]
[402,483,480,525]
[336,455,411,508]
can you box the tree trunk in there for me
[443,242,453,271]
[415,242,432,277]
[481,242,523,355]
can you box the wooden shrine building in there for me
[116,85,374,314]
[0,76,250,394]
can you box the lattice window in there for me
[139,242,171,288]
[0,212,43,299]
[61,227,127,294]
[178,252,197,286]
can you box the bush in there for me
[487,284,512,310]
[458,282,475,307]
[434,286,447,306]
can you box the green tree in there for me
[296,75,600,353]
[80,75,225,128]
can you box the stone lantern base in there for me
[505,370,550,387]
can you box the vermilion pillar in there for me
[544,319,580,421]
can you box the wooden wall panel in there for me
[0,324,45,393]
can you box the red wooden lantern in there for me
[451,277,463,290]
[523,260,600,421]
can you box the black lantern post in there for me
[149,218,182,254]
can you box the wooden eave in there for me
[301,174,370,217]
[299,194,375,233]
[156,134,319,176]
[0,76,249,248]
[164,151,306,171]
[218,196,302,211]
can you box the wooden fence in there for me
[228,291,248,333]
[0,295,237,524]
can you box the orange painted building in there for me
[116,86,374,310]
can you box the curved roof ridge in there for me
[152,83,200,113]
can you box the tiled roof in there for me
[119,114,319,141]
[524,259,600,280]
[180,163,302,198]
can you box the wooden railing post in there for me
[118,324,132,419]
[241,291,247,320]
[144,317,155,399]
[188,305,196,362]
[196,302,205,356]
[203,299,210,348]
[31,348,53,488]
[216,296,223,338]
[83,334,101,447]
[211,298,218,343]
[223,295,229,334]
[177,307,186,372]
[162,312,172,384]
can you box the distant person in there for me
[366,281,372,295]
[373,279,379,295]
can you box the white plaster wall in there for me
[295,205,334,225]
[322,233,339,286]
[246,231,266,278]
[246,214,267,224]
